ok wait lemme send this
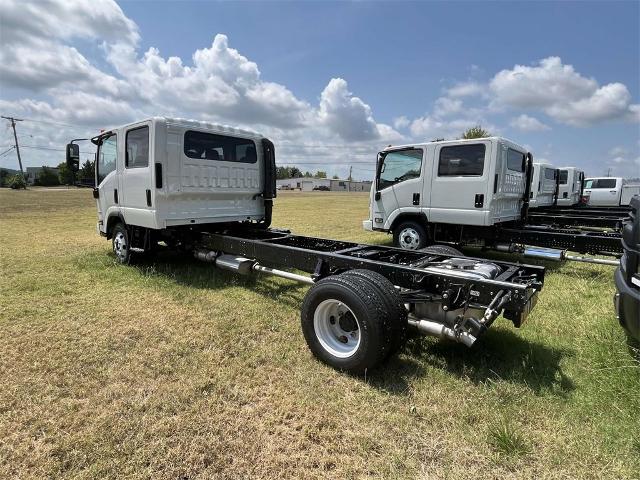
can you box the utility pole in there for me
[348,165,352,192]
[1,116,24,177]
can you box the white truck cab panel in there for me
[529,162,557,207]
[557,166,584,206]
[92,117,269,235]
[366,137,529,232]
[583,177,623,206]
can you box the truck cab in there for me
[363,137,530,249]
[583,177,623,207]
[557,166,584,206]
[67,117,276,262]
[529,162,558,208]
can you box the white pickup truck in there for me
[583,177,640,207]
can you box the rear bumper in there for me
[614,267,640,341]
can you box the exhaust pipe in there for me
[195,250,315,284]
[407,316,477,347]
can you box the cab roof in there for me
[382,136,527,153]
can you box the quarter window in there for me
[126,126,149,168]
[507,148,525,172]
[97,134,117,185]
[184,130,257,163]
[378,149,422,190]
[438,144,485,176]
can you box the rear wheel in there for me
[341,269,407,358]
[393,221,428,250]
[301,273,402,372]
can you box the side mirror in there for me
[66,143,80,172]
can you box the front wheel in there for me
[112,223,132,264]
[393,221,428,250]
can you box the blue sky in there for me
[1,0,638,179]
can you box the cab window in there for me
[507,148,525,172]
[378,149,422,190]
[438,144,485,176]
[184,130,257,163]
[126,126,149,168]
[559,170,568,184]
[97,134,117,185]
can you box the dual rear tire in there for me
[301,270,407,373]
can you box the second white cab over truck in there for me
[363,137,622,263]
[67,118,547,373]
[529,162,558,208]
[556,166,584,206]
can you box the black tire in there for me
[420,244,464,257]
[301,273,400,373]
[111,222,133,264]
[341,269,407,358]
[393,221,428,250]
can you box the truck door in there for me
[429,141,491,226]
[121,122,155,228]
[373,148,424,228]
[95,133,119,231]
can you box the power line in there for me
[0,146,15,157]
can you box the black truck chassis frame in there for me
[198,227,544,328]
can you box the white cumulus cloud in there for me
[510,114,550,132]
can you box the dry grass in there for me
[0,187,639,479]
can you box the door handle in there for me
[474,193,484,208]
[609,190,616,193]
[412,193,420,205]
[114,189,118,204]
[146,189,152,207]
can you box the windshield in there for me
[378,149,422,190]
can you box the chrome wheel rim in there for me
[399,227,421,250]
[113,231,128,261]
[313,299,361,358]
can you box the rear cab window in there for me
[438,144,486,176]
[126,126,149,168]
[184,130,257,163]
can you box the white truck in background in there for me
[363,137,530,249]
[529,162,558,207]
[557,166,584,206]
[583,177,640,207]
[363,137,623,262]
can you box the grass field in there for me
[1,188,639,479]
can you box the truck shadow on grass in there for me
[380,329,575,397]
[83,250,574,397]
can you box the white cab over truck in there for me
[583,177,640,207]
[363,137,530,249]
[556,166,584,206]
[66,117,276,260]
[529,162,558,208]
